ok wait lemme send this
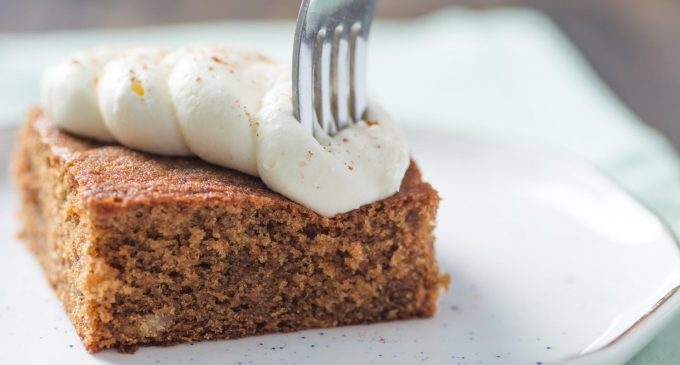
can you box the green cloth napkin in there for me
[0,7,678,364]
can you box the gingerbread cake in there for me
[13,108,448,353]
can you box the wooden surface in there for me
[2,0,679,150]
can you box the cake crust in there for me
[13,107,448,353]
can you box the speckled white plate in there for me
[1,128,680,365]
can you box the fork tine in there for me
[294,0,377,138]
[313,28,336,137]
[331,24,350,131]
[293,45,314,135]
[349,21,367,123]
[292,0,314,135]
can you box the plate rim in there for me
[407,127,680,364]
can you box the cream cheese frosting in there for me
[41,45,409,217]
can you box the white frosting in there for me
[41,45,409,216]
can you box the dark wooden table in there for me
[2,0,679,150]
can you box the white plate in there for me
[1,128,679,365]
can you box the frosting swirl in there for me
[41,45,409,216]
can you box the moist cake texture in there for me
[13,107,448,353]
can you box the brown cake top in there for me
[25,107,435,220]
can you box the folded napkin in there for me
[0,7,678,364]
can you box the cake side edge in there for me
[11,110,111,352]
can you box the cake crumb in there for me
[211,56,226,64]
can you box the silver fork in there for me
[292,0,378,138]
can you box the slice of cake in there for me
[13,108,448,353]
